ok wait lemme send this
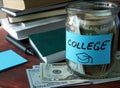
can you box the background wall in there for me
[0,0,6,19]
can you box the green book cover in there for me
[29,27,65,63]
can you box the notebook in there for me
[29,27,65,63]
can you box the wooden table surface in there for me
[0,29,120,88]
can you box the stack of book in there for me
[0,0,76,40]
[0,0,78,62]
[1,16,66,40]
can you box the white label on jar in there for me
[66,31,112,65]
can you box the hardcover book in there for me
[7,8,66,23]
[1,16,65,40]
[29,28,66,63]
[1,2,69,17]
[2,0,73,10]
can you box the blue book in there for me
[0,49,28,71]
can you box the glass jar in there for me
[66,1,120,78]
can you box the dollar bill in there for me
[26,51,120,87]
[26,69,39,88]
[26,68,71,88]
[116,51,120,60]
[32,65,40,69]
[105,59,120,78]
[26,61,120,88]
[40,63,89,82]
[40,60,120,82]
[26,67,89,88]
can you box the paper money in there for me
[26,51,120,87]
[32,65,40,69]
[26,68,72,88]
[116,51,120,60]
[26,60,120,88]
[40,63,89,82]
[40,59,120,82]
[26,69,39,88]
[105,59,120,78]
[26,67,87,88]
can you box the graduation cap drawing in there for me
[76,52,93,64]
